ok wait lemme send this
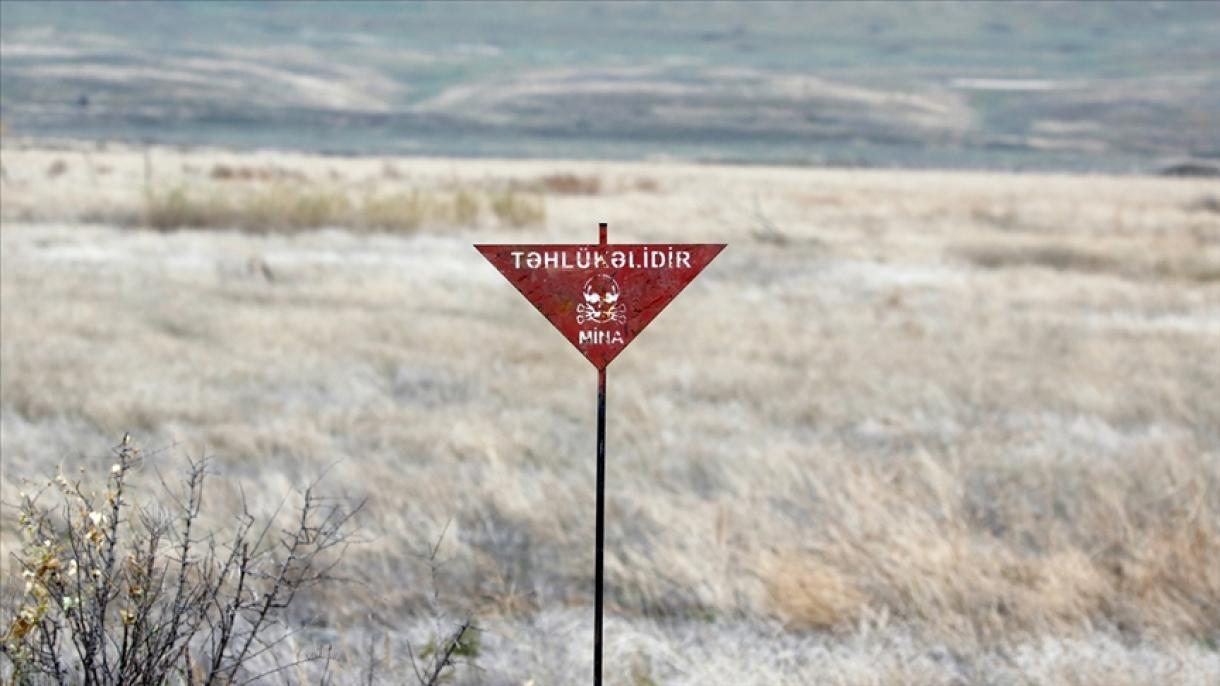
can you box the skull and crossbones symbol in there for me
[576,274,626,324]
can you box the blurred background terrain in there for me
[2,1,1219,171]
[1,2,1219,685]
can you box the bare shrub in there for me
[409,621,477,686]
[407,528,479,686]
[1,435,362,685]
[353,527,479,686]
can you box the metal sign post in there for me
[477,223,725,684]
[595,361,607,680]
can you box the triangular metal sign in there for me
[476,226,724,369]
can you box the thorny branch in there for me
[1,435,364,686]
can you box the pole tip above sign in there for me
[476,223,725,369]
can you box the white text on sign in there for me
[511,248,693,270]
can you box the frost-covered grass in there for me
[2,146,1219,683]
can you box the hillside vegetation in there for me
[2,145,1219,684]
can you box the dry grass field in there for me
[2,143,1219,684]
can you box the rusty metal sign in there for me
[476,224,724,369]
[477,223,724,685]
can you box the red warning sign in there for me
[476,227,724,369]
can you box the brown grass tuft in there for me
[538,173,602,195]
[209,164,306,182]
[958,242,1120,275]
[142,184,520,232]
[359,190,429,233]
[453,188,480,226]
[489,189,546,227]
[1187,194,1220,215]
[144,187,229,231]
[630,177,661,193]
[765,552,865,631]
[956,241,1220,283]
[145,185,349,232]
[381,162,403,180]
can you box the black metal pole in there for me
[594,366,606,685]
[594,221,608,685]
